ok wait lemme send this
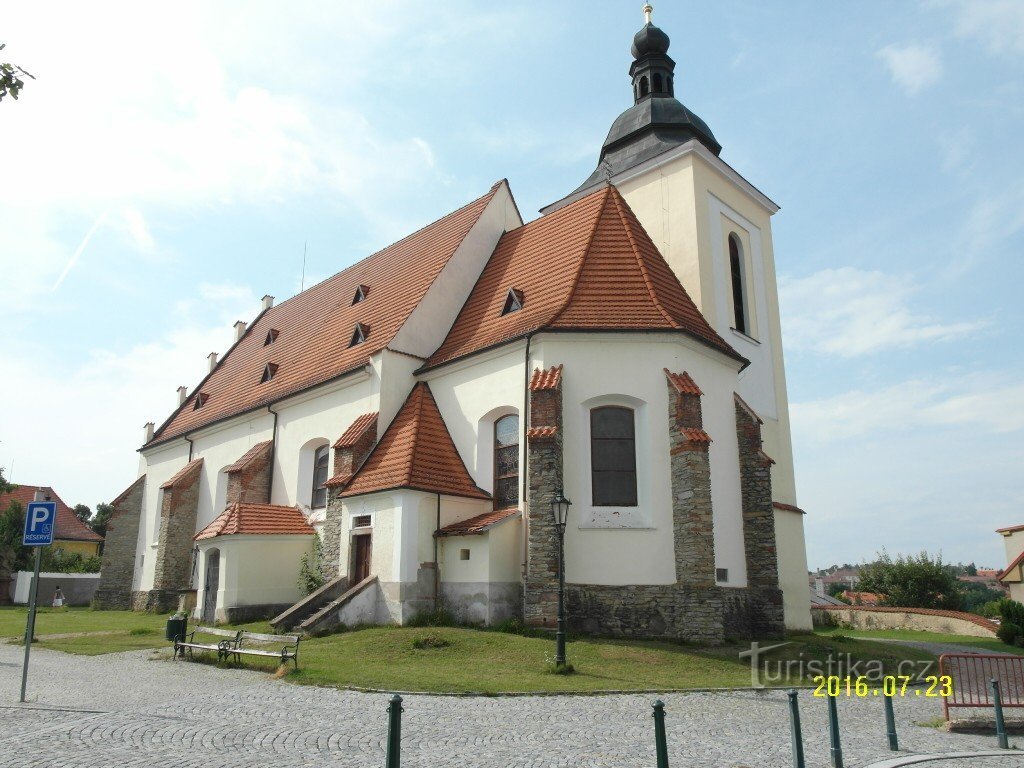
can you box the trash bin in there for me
[166,616,187,643]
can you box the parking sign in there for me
[22,501,57,546]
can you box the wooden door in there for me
[353,535,371,582]
[202,550,220,623]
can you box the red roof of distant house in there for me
[842,591,883,606]
[194,503,314,540]
[0,485,103,543]
[149,182,505,447]
[426,185,742,369]
[437,508,520,537]
[340,383,489,500]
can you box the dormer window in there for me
[260,363,278,384]
[192,392,209,411]
[349,323,368,347]
[502,288,524,316]
[352,285,369,305]
[264,329,279,346]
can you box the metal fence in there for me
[939,653,1024,719]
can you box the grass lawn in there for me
[0,606,171,654]
[815,626,1023,656]
[188,625,935,694]
[1,606,938,693]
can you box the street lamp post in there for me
[551,488,572,668]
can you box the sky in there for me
[2,1,1022,571]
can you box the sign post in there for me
[19,493,56,703]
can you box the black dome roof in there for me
[632,23,670,58]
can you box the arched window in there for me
[639,76,649,97]
[728,233,748,335]
[668,74,674,96]
[653,73,663,93]
[311,445,329,509]
[590,407,637,506]
[493,414,519,509]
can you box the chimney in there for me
[814,577,825,598]
[144,422,155,443]
[262,294,275,311]
[33,488,45,503]
[177,386,188,406]
[234,320,247,342]
[207,352,218,372]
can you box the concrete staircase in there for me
[270,575,350,631]
[297,575,380,636]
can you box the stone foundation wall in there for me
[93,476,146,610]
[148,459,203,612]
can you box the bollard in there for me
[386,694,403,768]
[787,690,805,768]
[652,699,669,768]
[827,693,844,768]
[883,693,898,751]
[991,679,1009,750]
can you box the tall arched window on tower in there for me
[590,406,637,506]
[311,445,329,509]
[639,76,649,97]
[652,73,663,93]
[494,414,519,509]
[728,233,749,335]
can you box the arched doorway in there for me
[202,549,220,623]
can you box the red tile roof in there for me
[0,485,103,543]
[526,426,558,439]
[772,501,806,514]
[333,412,378,449]
[148,182,504,447]
[664,369,702,395]
[530,365,563,391]
[997,523,1024,534]
[999,549,1024,582]
[341,383,490,500]
[225,441,272,473]
[427,185,742,369]
[437,507,520,537]
[680,428,712,443]
[159,458,204,490]
[194,503,314,540]
[733,392,763,424]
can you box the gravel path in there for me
[1,643,1021,767]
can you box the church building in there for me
[95,8,812,641]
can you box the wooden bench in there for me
[174,626,240,662]
[229,630,302,669]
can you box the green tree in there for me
[0,468,30,579]
[73,503,92,524]
[1,43,34,101]
[91,502,114,538]
[857,550,963,610]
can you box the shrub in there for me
[996,622,1022,646]
[297,535,325,595]
[998,599,1024,629]
[406,606,458,628]
[411,634,451,650]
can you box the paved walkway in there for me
[1,644,1021,767]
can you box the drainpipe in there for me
[267,404,279,502]
[434,493,441,606]
[185,436,194,462]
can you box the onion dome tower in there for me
[573,4,722,193]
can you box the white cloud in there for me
[941,0,1024,56]
[877,42,943,95]
[0,282,259,506]
[791,373,1024,442]
[779,267,986,357]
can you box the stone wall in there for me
[145,458,204,612]
[93,476,146,610]
[321,418,377,580]
[523,366,564,628]
[814,606,998,638]
[226,441,272,505]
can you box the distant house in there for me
[997,524,1024,603]
[0,485,103,557]
[842,590,882,606]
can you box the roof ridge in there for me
[607,186,678,328]
[547,186,613,328]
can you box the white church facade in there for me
[95,11,812,640]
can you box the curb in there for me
[863,750,1019,768]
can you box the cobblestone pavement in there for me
[1,644,1021,767]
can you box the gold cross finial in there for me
[643,3,653,24]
